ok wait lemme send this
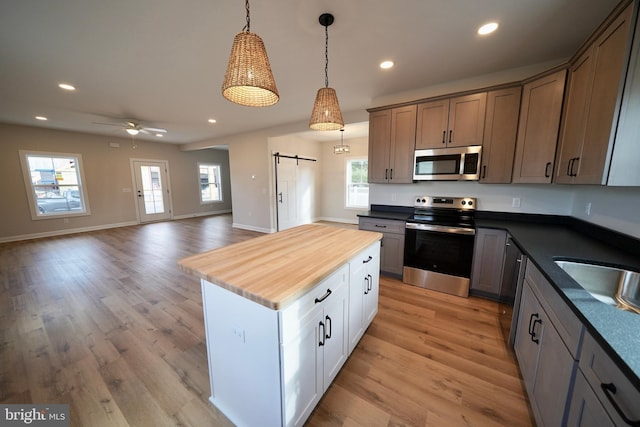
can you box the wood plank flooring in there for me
[0,215,534,426]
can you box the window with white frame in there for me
[199,163,222,203]
[346,159,369,208]
[19,150,90,219]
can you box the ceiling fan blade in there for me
[142,127,167,133]
[93,121,126,127]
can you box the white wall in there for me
[571,186,640,238]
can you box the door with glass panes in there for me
[132,160,172,222]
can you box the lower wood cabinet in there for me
[514,260,583,427]
[200,243,380,427]
[359,217,404,276]
[470,228,507,298]
[568,330,640,426]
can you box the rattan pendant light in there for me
[222,0,279,107]
[309,13,344,131]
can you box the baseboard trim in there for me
[0,221,139,243]
[232,223,273,234]
[173,210,231,220]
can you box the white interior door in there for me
[277,158,297,231]
[132,160,172,222]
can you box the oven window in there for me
[415,154,460,175]
[404,229,475,278]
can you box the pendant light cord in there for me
[243,0,250,32]
[324,25,329,88]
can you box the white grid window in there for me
[346,159,369,208]
[199,163,222,203]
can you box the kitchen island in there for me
[178,224,382,427]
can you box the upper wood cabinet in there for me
[556,3,634,185]
[368,105,416,183]
[416,92,487,149]
[480,87,522,183]
[512,70,567,184]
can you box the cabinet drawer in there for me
[280,264,348,344]
[579,331,640,425]
[525,260,584,357]
[359,217,405,235]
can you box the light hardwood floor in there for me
[0,215,534,426]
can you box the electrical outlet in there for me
[585,202,592,216]
[391,193,397,202]
[512,197,521,208]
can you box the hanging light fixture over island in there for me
[222,0,279,107]
[309,13,344,131]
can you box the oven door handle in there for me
[405,222,476,235]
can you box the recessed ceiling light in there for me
[58,83,76,91]
[478,22,499,35]
[380,60,394,69]
[208,118,217,124]
[35,116,48,121]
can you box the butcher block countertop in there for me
[178,224,382,310]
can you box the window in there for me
[346,159,369,208]
[19,150,90,219]
[199,163,222,203]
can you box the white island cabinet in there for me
[178,224,382,427]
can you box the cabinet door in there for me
[512,70,566,183]
[322,283,349,388]
[368,109,392,183]
[470,228,506,298]
[389,105,417,183]
[348,263,366,354]
[447,92,487,148]
[364,248,380,326]
[567,371,615,427]
[416,99,449,149]
[556,49,594,184]
[480,87,521,183]
[577,4,633,184]
[514,281,543,397]
[282,305,323,427]
[380,232,404,276]
[532,307,576,427]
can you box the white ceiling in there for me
[0,0,618,145]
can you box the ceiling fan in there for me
[94,120,167,136]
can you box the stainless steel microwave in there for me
[413,146,482,181]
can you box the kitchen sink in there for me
[554,260,640,314]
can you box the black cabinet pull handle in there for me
[442,130,446,144]
[528,313,541,343]
[531,318,541,343]
[374,224,387,228]
[482,165,486,179]
[364,276,370,295]
[385,168,388,180]
[363,255,373,264]
[544,162,552,178]
[571,157,580,177]
[314,289,332,304]
[601,383,640,426]
[389,168,393,180]
[448,130,453,144]
[567,158,573,177]
[319,321,325,346]
[325,315,332,340]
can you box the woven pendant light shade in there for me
[309,87,344,130]
[222,31,279,107]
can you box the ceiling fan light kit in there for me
[309,13,344,131]
[222,0,279,107]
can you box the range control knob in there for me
[416,198,421,203]
[468,200,473,206]
[461,200,466,205]
[422,198,426,203]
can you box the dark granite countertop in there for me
[476,215,640,391]
[357,204,413,221]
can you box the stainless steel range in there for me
[403,196,477,297]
